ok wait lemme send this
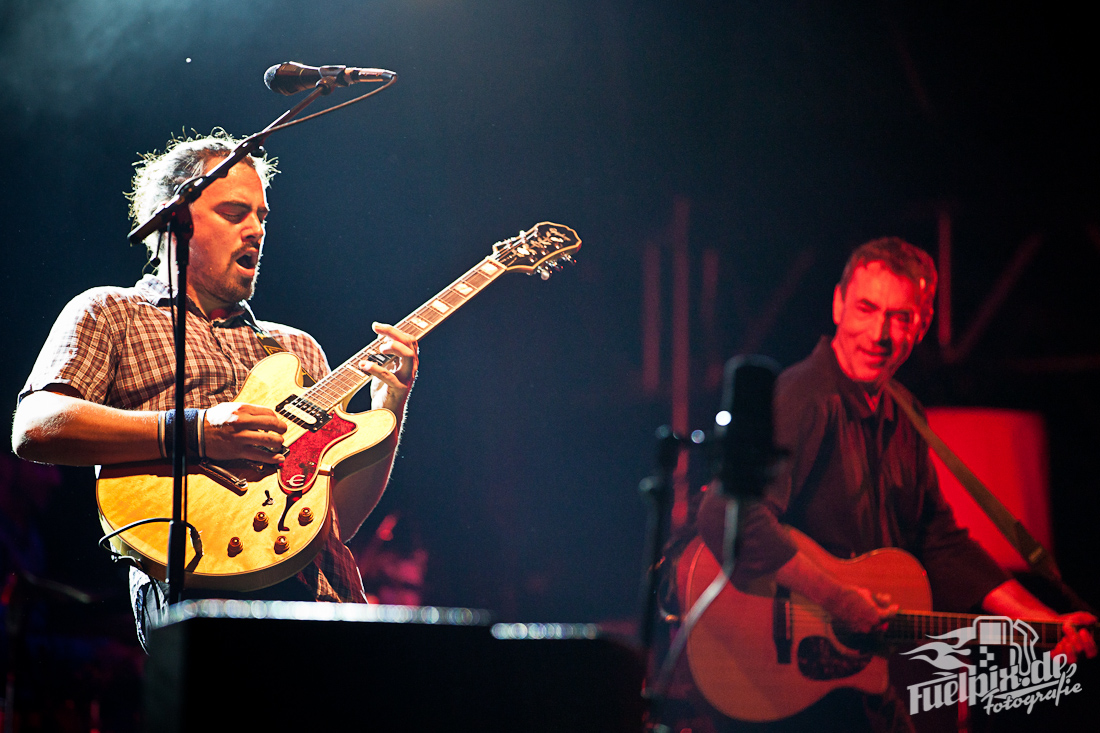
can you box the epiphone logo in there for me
[284,474,307,488]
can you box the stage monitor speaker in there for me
[143,601,645,732]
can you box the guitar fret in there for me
[440,291,465,307]
[465,271,490,288]
[399,321,425,337]
[416,307,442,324]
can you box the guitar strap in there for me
[246,321,317,388]
[884,382,1063,582]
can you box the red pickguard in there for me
[277,413,356,493]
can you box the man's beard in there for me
[214,262,260,304]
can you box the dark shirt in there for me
[698,337,1007,612]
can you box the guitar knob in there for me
[253,512,269,531]
[298,507,314,526]
[228,537,243,557]
[274,536,289,554]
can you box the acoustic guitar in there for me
[676,529,1076,722]
[97,222,580,591]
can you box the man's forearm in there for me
[330,393,409,540]
[982,579,1061,620]
[774,550,896,633]
[12,389,161,466]
[330,439,398,542]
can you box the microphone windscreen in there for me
[264,62,311,95]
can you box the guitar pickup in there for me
[275,395,331,431]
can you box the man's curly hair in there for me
[127,129,277,257]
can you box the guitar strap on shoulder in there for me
[884,382,1063,582]
[246,321,317,388]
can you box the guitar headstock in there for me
[492,222,581,279]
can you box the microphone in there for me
[711,355,782,498]
[264,62,395,95]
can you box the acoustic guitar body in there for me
[677,529,932,722]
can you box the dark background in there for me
[2,1,1098,729]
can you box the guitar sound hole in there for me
[832,624,886,653]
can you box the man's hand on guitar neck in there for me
[361,322,419,414]
[1051,611,1099,665]
[983,579,1098,665]
[328,322,419,541]
[775,550,899,634]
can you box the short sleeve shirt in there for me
[21,275,367,605]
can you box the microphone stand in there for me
[636,425,689,733]
[640,356,781,732]
[638,426,685,657]
[127,75,351,606]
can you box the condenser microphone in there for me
[263,62,395,95]
[711,355,782,498]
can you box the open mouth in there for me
[235,251,258,271]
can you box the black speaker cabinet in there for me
[143,601,645,732]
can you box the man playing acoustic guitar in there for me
[694,237,1095,730]
[12,132,419,649]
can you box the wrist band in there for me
[161,408,204,459]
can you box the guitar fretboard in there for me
[303,256,510,410]
[888,611,1067,648]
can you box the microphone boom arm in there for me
[128,68,396,244]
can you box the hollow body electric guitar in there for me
[677,529,1078,722]
[97,222,580,591]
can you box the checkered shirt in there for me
[22,275,368,607]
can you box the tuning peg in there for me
[561,254,575,265]
[536,266,551,280]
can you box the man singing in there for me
[11,131,418,648]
